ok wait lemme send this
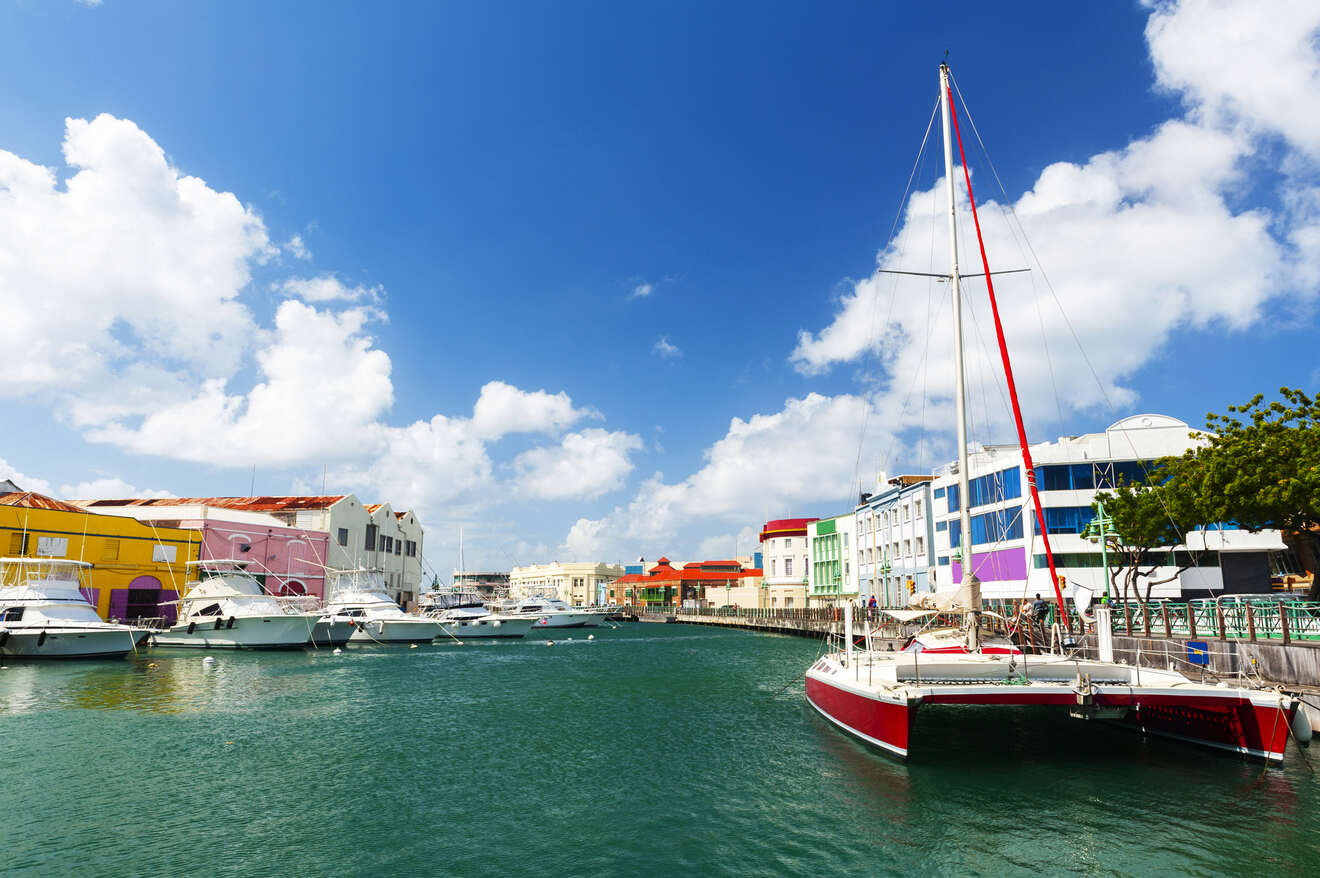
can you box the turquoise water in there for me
[0,623,1316,877]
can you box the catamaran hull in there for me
[0,626,140,659]
[152,615,314,649]
[347,618,440,644]
[805,660,1297,764]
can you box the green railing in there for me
[983,597,1320,643]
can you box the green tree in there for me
[1094,456,1202,604]
[1096,388,1320,601]
[1184,387,1320,599]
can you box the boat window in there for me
[196,603,223,617]
[1,606,24,622]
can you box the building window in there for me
[337,528,348,547]
[364,524,378,552]
[915,536,924,556]
[384,536,393,553]
[101,538,119,561]
[395,540,402,556]
[784,558,792,577]
[914,499,922,519]
[771,559,777,576]
[9,532,28,555]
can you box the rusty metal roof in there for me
[79,495,350,512]
[0,492,90,514]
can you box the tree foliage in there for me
[1094,388,1320,600]
[1094,457,1201,603]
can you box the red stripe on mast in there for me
[946,85,1070,632]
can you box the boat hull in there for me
[0,625,139,659]
[309,618,354,648]
[152,615,314,649]
[347,618,440,644]
[437,616,533,639]
[805,654,1297,764]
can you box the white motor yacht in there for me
[0,558,147,659]
[420,589,533,640]
[500,596,599,630]
[323,568,440,644]
[152,560,318,649]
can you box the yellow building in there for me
[0,492,200,622]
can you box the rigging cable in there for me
[946,70,1070,630]
[851,95,942,501]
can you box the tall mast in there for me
[939,63,975,604]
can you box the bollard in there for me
[1217,605,1226,640]
[1280,600,1291,645]
[1246,604,1256,642]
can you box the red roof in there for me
[0,492,87,514]
[79,495,350,512]
[759,518,818,541]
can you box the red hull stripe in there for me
[805,675,912,757]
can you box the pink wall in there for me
[182,519,330,600]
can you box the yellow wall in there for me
[0,504,200,619]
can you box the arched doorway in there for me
[113,574,164,623]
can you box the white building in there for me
[929,415,1285,603]
[759,518,814,608]
[855,475,935,607]
[808,512,857,606]
[509,561,624,605]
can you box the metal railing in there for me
[982,597,1320,643]
[640,599,1320,645]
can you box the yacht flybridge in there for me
[151,560,318,649]
[323,568,440,644]
[0,558,147,659]
[803,63,1302,764]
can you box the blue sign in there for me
[1187,640,1209,666]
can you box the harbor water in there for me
[1,623,1316,877]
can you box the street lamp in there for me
[1081,501,1115,601]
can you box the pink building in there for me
[77,501,330,599]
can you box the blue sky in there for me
[0,0,1316,576]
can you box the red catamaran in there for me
[804,62,1303,764]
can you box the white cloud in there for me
[88,300,393,466]
[514,428,642,500]
[470,380,595,441]
[564,393,891,557]
[630,282,654,299]
[285,233,311,260]
[0,458,53,495]
[0,114,268,402]
[61,478,173,500]
[279,274,383,304]
[696,525,758,561]
[653,336,681,358]
[1146,0,1320,160]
